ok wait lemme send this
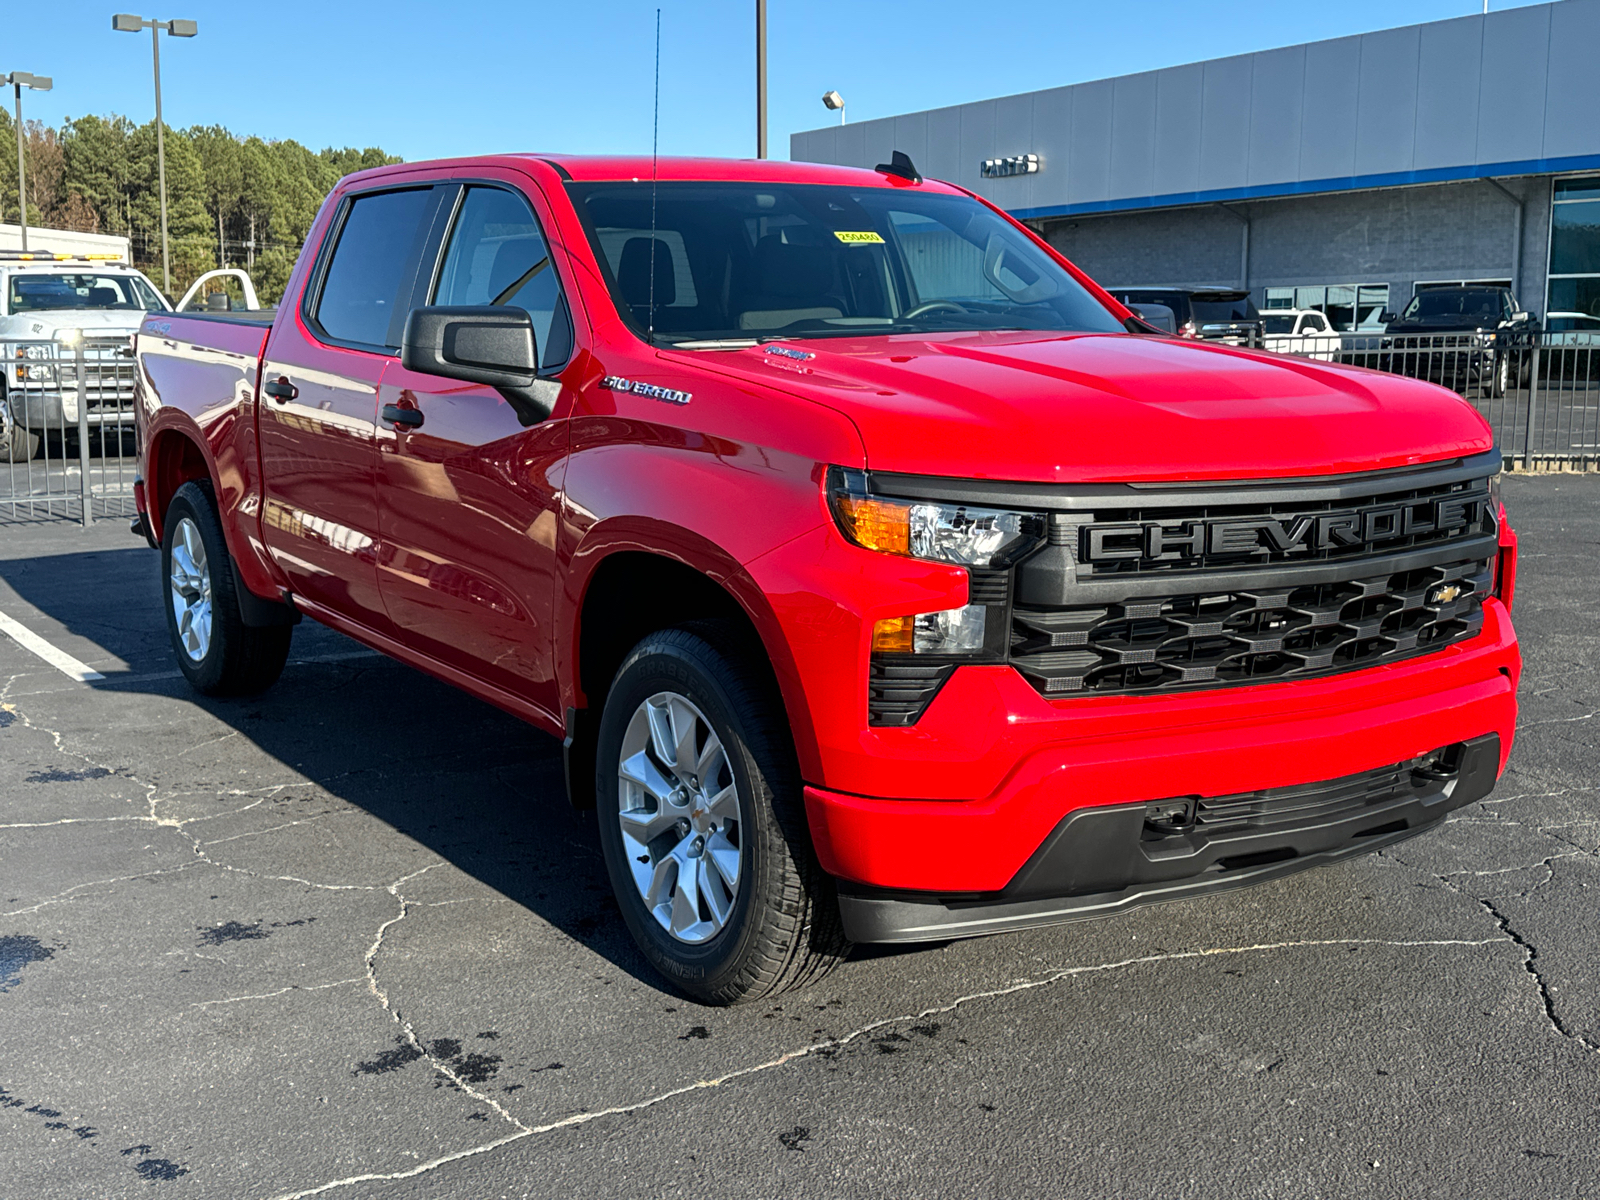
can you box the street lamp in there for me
[112,14,197,294]
[822,90,845,126]
[5,72,53,252]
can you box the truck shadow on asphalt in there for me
[2,545,923,996]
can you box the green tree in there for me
[189,124,244,268]
[62,114,138,236]
[23,110,400,303]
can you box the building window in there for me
[1549,176,1600,320]
[1263,283,1387,331]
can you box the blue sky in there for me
[8,1,1550,162]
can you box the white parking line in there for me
[0,607,106,682]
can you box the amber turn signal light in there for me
[836,494,911,555]
[872,615,916,654]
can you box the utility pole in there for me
[5,73,53,251]
[756,0,767,159]
[113,15,197,294]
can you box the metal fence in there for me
[2,327,1591,532]
[1,335,140,526]
[1258,329,1600,470]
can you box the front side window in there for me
[8,272,165,313]
[432,186,572,370]
[314,187,433,350]
[1262,315,1295,334]
[566,181,1124,344]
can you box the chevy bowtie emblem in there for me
[1429,583,1463,605]
[600,375,691,405]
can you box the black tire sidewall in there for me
[161,484,230,692]
[595,633,782,997]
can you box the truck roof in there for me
[335,153,966,193]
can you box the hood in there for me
[0,308,151,339]
[686,331,1493,484]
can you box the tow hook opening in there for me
[1143,797,1198,836]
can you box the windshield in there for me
[7,272,166,314]
[1262,315,1296,334]
[1400,290,1506,321]
[566,181,1125,344]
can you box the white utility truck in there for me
[0,251,169,460]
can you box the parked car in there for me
[1103,287,1263,344]
[0,252,171,461]
[1538,311,1600,383]
[133,153,1520,1004]
[1347,286,1534,397]
[1261,308,1341,360]
[1545,312,1600,339]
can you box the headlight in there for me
[15,344,57,383]
[827,467,1044,569]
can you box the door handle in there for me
[382,403,424,428]
[263,378,298,403]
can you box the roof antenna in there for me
[874,150,922,184]
[648,7,661,343]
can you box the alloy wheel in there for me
[615,691,743,944]
[168,516,213,663]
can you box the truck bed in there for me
[141,310,273,360]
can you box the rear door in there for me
[374,178,576,719]
[258,184,448,631]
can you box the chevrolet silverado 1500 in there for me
[133,153,1521,1004]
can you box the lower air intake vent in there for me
[868,658,955,726]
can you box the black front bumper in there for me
[837,733,1501,943]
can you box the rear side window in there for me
[314,188,433,349]
[432,186,573,370]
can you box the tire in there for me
[3,420,39,463]
[161,480,292,696]
[595,623,848,1005]
[1493,353,1510,399]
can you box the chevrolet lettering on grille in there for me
[1082,494,1486,563]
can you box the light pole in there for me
[822,90,845,126]
[112,14,197,294]
[755,0,766,159]
[5,72,53,252]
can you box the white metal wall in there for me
[790,1,1600,220]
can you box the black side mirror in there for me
[400,305,552,426]
[1380,311,1397,324]
[1126,302,1178,334]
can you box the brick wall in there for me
[1037,177,1555,316]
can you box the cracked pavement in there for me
[0,473,1595,1199]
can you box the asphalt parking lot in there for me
[0,473,1596,1199]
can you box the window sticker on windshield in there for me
[833,231,884,245]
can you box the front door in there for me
[258,184,442,633]
[375,181,575,719]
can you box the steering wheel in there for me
[902,300,970,320]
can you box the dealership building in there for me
[791,0,1600,330]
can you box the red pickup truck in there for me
[133,153,1520,1004]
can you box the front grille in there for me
[1012,558,1488,695]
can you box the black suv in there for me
[1104,287,1263,344]
[1347,286,1533,397]
[1383,286,1526,336]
